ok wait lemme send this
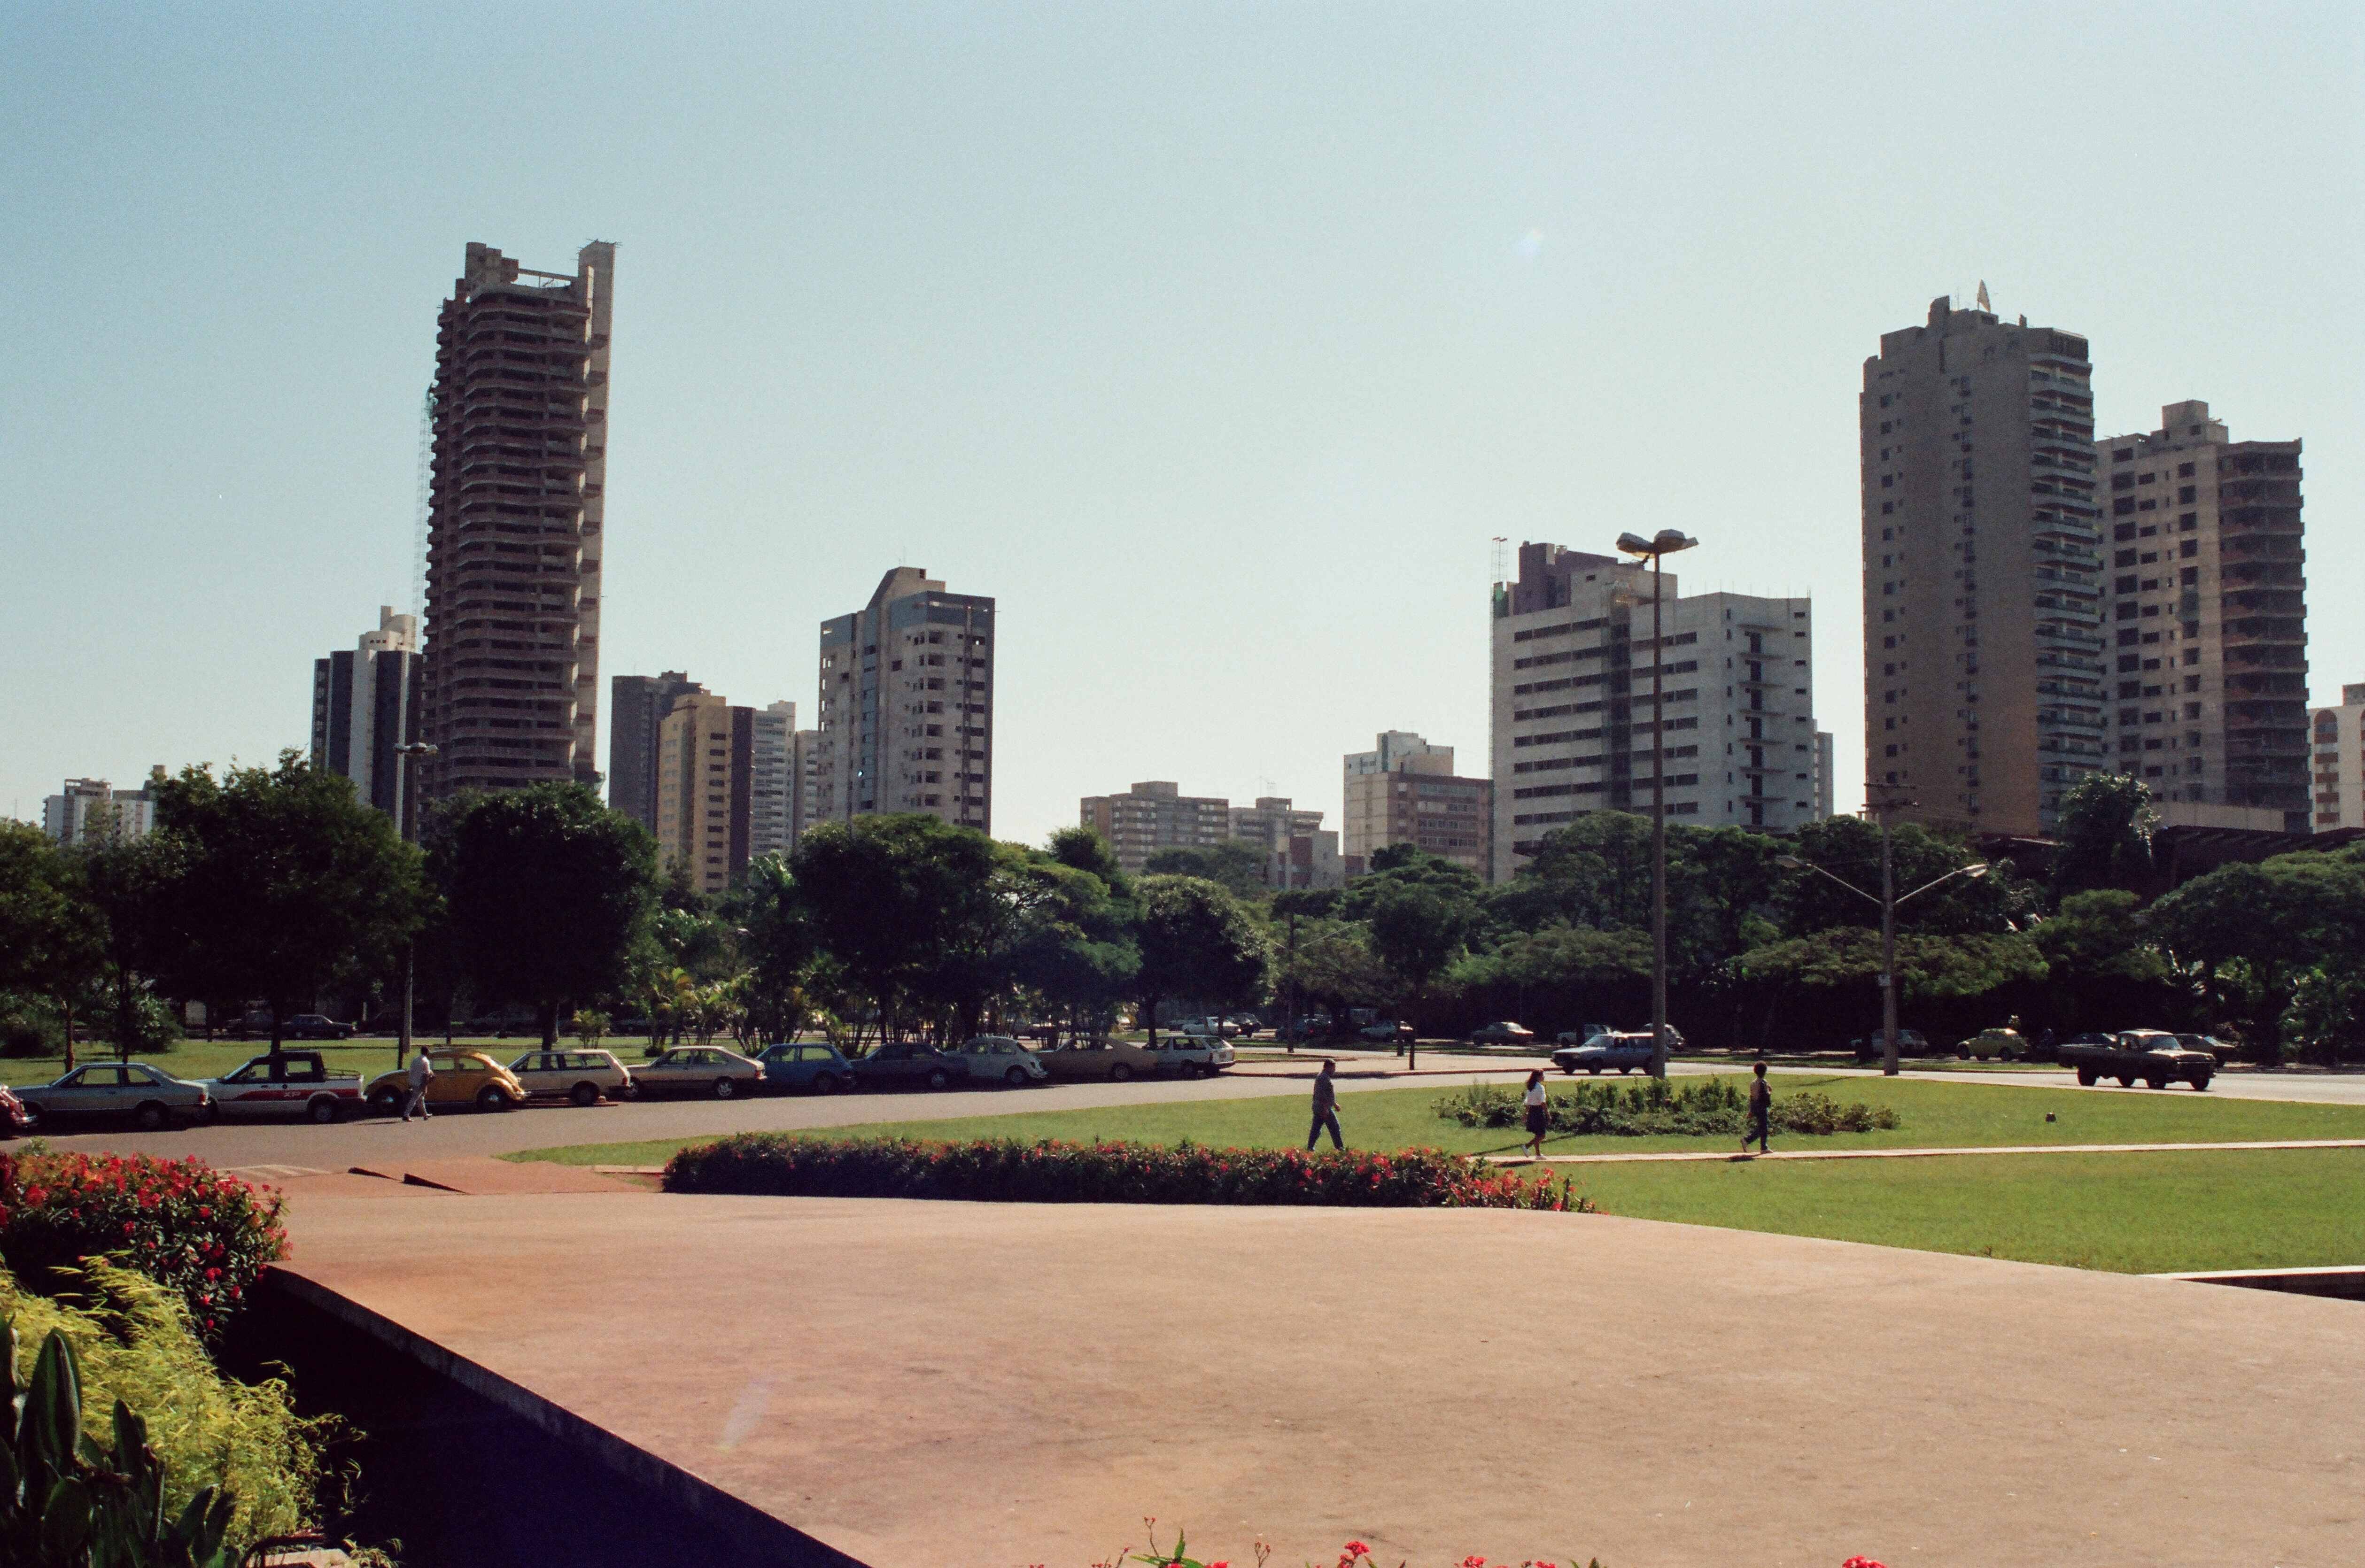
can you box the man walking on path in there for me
[1742,1060,1771,1155]
[1307,1058,1344,1151]
[402,1049,435,1121]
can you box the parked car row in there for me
[1,1030,1240,1135]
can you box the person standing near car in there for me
[402,1049,435,1121]
[1521,1069,1549,1159]
[1742,1061,1771,1155]
[1307,1058,1344,1151]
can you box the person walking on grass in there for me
[401,1048,435,1122]
[1307,1058,1344,1151]
[1521,1069,1550,1160]
[1742,1060,1771,1155]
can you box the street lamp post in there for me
[1776,834,1987,1077]
[391,741,438,1071]
[1616,529,1698,1078]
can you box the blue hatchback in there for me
[756,1042,856,1095]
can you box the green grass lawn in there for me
[1564,1148,2365,1274]
[512,1073,2365,1172]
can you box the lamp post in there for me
[1615,528,1698,1078]
[1777,833,1987,1077]
[391,741,438,1070]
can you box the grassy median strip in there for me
[512,1074,2365,1171]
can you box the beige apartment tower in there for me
[817,568,995,832]
[2094,401,2307,830]
[418,240,616,801]
[1080,781,1232,873]
[2311,686,2365,831]
[1861,297,2100,836]
[1341,733,1492,874]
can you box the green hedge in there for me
[665,1134,1592,1211]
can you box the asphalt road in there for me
[28,1050,2365,1170]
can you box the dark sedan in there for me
[851,1041,963,1091]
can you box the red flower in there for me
[1344,1545,1371,1561]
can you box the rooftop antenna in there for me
[1490,536,1509,585]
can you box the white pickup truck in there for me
[198,1051,366,1124]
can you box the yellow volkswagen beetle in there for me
[363,1050,529,1116]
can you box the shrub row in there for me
[665,1134,1593,1211]
[0,1148,288,1339]
[1435,1078,1899,1138]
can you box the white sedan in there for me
[17,1062,211,1131]
[631,1045,766,1099]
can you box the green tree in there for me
[1449,924,1652,1038]
[148,754,425,1058]
[1735,927,2048,1046]
[1141,841,1270,901]
[1130,875,1269,1042]
[2026,889,2178,1034]
[0,823,106,1069]
[1365,881,1472,1011]
[1776,814,2018,938]
[439,783,659,1047]
[2049,772,2159,901]
[2149,850,2365,1062]
[71,821,179,1061]
[789,813,1004,1043]
[1045,825,1132,896]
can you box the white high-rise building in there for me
[42,775,160,845]
[1489,541,1821,881]
[817,567,995,833]
[310,606,422,828]
[750,702,796,860]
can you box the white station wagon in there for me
[506,1049,636,1107]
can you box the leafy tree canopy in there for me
[2050,772,2159,900]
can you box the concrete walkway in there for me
[1487,1136,2365,1166]
[273,1188,2365,1567]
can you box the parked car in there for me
[199,1051,365,1123]
[756,1042,856,1095]
[950,1035,1050,1088]
[1551,1031,1656,1075]
[851,1041,965,1091]
[1039,1039,1160,1082]
[362,1050,530,1116]
[1226,1014,1264,1039]
[1358,1020,1414,1043]
[280,1013,353,1041]
[2175,1033,2240,1068]
[1142,1035,1235,1077]
[1963,1026,2031,1062]
[1467,1021,1536,1046]
[630,1045,767,1099]
[1553,1023,1616,1047]
[1180,1017,1240,1039]
[507,1049,636,1107]
[1850,1029,1957,1062]
[2057,1029,2215,1090]
[0,1084,32,1138]
[17,1062,211,1131]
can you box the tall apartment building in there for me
[1079,781,1233,873]
[750,702,795,861]
[2311,685,2365,830]
[1228,797,1344,890]
[310,606,423,826]
[609,672,706,830]
[1341,733,1492,874]
[1814,732,1837,821]
[817,568,995,833]
[418,240,617,803]
[2094,401,2307,830]
[1490,542,1820,881]
[1861,297,2101,836]
[790,726,824,845]
[655,694,749,896]
[42,775,160,845]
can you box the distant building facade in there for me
[1489,541,1820,881]
[2094,401,2308,831]
[418,240,616,803]
[1341,732,1491,874]
[2310,685,2365,831]
[1228,796,1343,890]
[655,694,749,896]
[610,672,707,831]
[42,775,160,846]
[1080,781,1233,873]
[750,702,795,862]
[818,568,995,833]
[310,606,422,826]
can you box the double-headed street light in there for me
[392,741,438,1069]
[1615,528,1698,1079]
[1776,826,1988,1075]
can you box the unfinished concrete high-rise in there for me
[1861,297,2101,836]
[2094,401,2308,830]
[418,241,616,802]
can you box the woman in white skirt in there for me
[1521,1069,1549,1159]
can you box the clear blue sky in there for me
[5,3,2360,844]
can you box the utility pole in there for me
[1616,529,1698,1078]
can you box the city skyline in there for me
[7,7,2359,845]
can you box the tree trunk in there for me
[1145,995,1158,1048]
[59,996,77,1073]
[540,999,561,1049]
[269,1003,287,1063]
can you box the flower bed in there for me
[1436,1078,1899,1138]
[664,1135,1592,1211]
[0,1149,288,1339]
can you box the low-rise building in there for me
[1228,796,1343,890]
[2310,685,2365,831]
[1080,781,1233,873]
[42,775,160,845]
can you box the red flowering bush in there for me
[0,1149,288,1340]
[664,1135,1595,1212]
